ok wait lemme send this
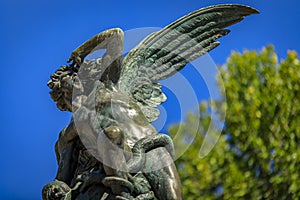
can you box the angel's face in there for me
[48,66,78,112]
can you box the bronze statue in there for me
[43,4,258,199]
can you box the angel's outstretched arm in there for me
[68,28,124,67]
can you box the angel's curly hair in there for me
[47,65,78,111]
[47,59,102,112]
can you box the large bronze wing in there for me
[118,4,258,122]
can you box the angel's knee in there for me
[104,125,124,147]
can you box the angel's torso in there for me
[92,83,157,148]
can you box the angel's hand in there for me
[67,51,82,67]
[42,180,71,200]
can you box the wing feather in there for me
[118,4,258,121]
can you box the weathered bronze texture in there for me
[43,4,258,200]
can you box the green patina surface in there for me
[43,4,258,199]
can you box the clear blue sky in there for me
[0,0,299,199]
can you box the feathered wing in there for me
[118,4,259,122]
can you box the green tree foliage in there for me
[169,46,300,199]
